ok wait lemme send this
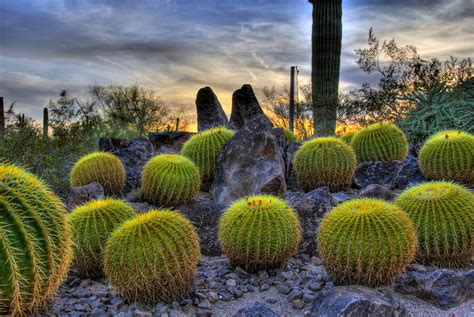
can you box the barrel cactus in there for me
[283,128,296,142]
[141,154,201,206]
[341,130,356,144]
[395,182,473,267]
[104,210,200,304]
[0,164,73,315]
[317,198,416,287]
[218,195,301,272]
[68,198,137,278]
[294,137,357,191]
[350,122,408,162]
[418,130,474,185]
[70,152,126,195]
[181,127,234,190]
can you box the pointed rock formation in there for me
[195,87,230,131]
[229,84,272,129]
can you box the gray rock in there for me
[278,283,291,294]
[394,154,425,189]
[99,137,154,191]
[331,191,355,205]
[211,115,286,205]
[234,301,281,317]
[286,188,334,255]
[196,87,230,131]
[394,268,474,309]
[282,141,301,191]
[357,184,395,201]
[292,299,305,310]
[148,131,194,152]
[353,161,403,189]
[66,182,104,210]
[310,286,407,317]
[229,84,272,130]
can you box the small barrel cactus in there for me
[68,198,137,278]
[218,195,301,272]
[181,127,235,190]
[104,210,201,304]
[0,164,73,315]
[294,137,357,191]
[341,130,356,144]
[395,182,473,267]
[70,152,126,195]
[141,154,201,206]
[350,122,408,162]
[283,128,296,142]
[418,130,474,185]
[317,198,416,287]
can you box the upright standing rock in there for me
[211,116,286,205]
[229,84,272,130]
[196,87,230,131]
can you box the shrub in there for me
[218,195,301,272]
[418,130,474,185]
[341,130,356,144]
[395,182,473,267]
[0,164,73,315]
[70,152,126,195]
[104,210,200,304]
[317,198,416,287]
[350,122,408,162]
[141,154,201,206]
[68,198,137,278]
[294,137,357,191]
[181,127,235,190]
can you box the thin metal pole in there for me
[289,66,297,132]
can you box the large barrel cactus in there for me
[104,210,200,304]
[141,154,201,206]
[0,164,73,315]
[218,195,301,272]
[317,198,416,287]
[68,198,137,278]
[181,127,234,190]
[341,130,356,144]
[350,122,408,162]
[70,152,126,195]
[294,137,357,191]
[418,130,474,185]
[395,182,473,267]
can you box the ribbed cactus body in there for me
[141,154,201,206]
[0,164,72,315]
[341,130,356,144]
[294,137,357,191]
[350,123,408,162]
[218,195,301,272]
[68,199,137,278]
[104,210,200,304]
[317,198,416,287]
[70,152,126,195]
[181,127,234,190]
[418,130,474,185]
[283,128,296,142]
[395,182,473,267]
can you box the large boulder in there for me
[66,182,104,210]
[211,116,286,206]
[310,286,407,317]
[229,84,272,130]
[394,267,474,309]
[148,131,193,152]
[286,187,334,255]
[196,87,230,131]
[353,161,403,189]
[394,154,425,189]
[98,137,154,191]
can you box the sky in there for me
[1,0,473,125]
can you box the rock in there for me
[278,283,291,294]
[353,161,403,189]
[177,192,225,255]
[282,141,301,191]
[211,116,286,205]
[99,137,154,191]
[148,131,194,152]
[286,188,334,255]
[311,257,323,266]
[208,291,219,304]
[229,84,272,130]
[234,301,280,317]
[66,182,104,210]
[292,299,305,310]
[357,184,395,201]
[394,268,474,309]
[226,279,237,287]
[394,154,425,189]
[310,286,407,317]
[196,87,230,131]
[331,191,355,205]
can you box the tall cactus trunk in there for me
[0,97,5,137]
[310,0,342,136]
[43,107,49,140]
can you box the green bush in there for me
[317,198,416,287]
[104,210,200,304]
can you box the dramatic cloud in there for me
[0,0,471,122]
